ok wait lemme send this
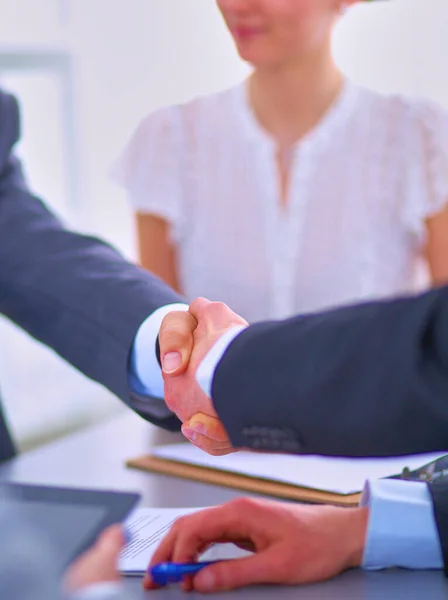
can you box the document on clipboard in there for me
[127,443,447,507]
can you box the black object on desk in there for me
[0,482,140,571]
[394,454,448,483]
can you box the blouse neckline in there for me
[232,77,360,156]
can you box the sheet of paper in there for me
[119,507,203,575]
[153,443,446,495]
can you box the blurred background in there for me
[0,0,447,450]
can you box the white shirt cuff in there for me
[68,581,130,600]
[129,303,188,398]
[360,478,444,570]
[196,326,247,397]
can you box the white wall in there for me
[334,0,448,106]
[0,0,63,45]
[410,0,448,106]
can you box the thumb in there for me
[93,525,126,560]
[193,553,276,593]
[159,311,198,376]
[187,413,230,442]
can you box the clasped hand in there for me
[158,297,248,456]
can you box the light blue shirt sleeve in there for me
[128,303,188,399]
[360,478,443,570]
[196,326,248,397]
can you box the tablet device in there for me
[0,482,140,572]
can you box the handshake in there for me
[158,297,249,456]
[61,298,368,597]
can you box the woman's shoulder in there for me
[135,84,243,141]
[354,84,448,136]
[353,86,448,235]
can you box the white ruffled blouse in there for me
[112,80,448,322]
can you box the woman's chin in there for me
[235,47,279,69]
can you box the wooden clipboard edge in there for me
[126,454,361,507]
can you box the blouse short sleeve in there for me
[403,98,448,244]
[110,106,186,243]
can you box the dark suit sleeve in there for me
[429,479,448,575]
[0,91,181,431]
[0,399,15,462]
[212,287,448,456]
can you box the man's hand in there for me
[159,298,248,428]
[63,525,124,594]
[143,499,369,593]
[182,412,238,456]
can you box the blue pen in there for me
[150,561,218,586]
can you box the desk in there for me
[1,412,447,599]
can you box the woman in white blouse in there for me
[113,0,448,323]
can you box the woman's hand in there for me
[63,525,124,594]
[143,498,369,593]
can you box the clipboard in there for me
[126,454,362,507]
[127,448,448,508]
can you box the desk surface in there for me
[1,412,447,599]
